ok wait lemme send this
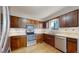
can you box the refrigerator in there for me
[26,25,36,46]
[0,6,10,53]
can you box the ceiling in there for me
[10,6,65,21]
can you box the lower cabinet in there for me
[43,34,77,53]
[10,36,27,51]
[55,37,77,53]
[10,34,78,53]
[36,34,44,43]
[44,34,55,47]
[67,38,77,53]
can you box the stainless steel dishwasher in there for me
[55,36,67,52]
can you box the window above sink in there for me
[49,19,59,30]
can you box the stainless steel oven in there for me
[26,25,36,46]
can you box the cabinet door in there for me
[67,38,77,53]
[66,10,78,27]
[59,15,67,27]
[36,34,43,43]
[19,36,27,47]
[43,22,46,28]
[10,16,19,28]
[78,10,79,26]
[47,35,55,47]
[46,21,49,28]
[49,35,55,47]
[10,36,27,51]
[43,34,48,43]
[37,22,43,28]
[10,36,20,51]
[60,10,78,27]
[43,34,55,47]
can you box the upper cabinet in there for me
[59,14,67,27]
[59,10,78,27]
[78,10,79,26]
[66,10,78,27]
[47,9,79,28]
[10,16,43,28]
[43,22,46,28]
[10,16,20,28]
[37,22,43,28]
[46,21,49,28]
[10,16,27,28]
[10,9,79,28]
[27,19,43,28]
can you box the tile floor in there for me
[12,42,61,53]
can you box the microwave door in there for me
[0,6,10,53]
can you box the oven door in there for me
[27,34,35,41]
[0,6,10,53]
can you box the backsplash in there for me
[9,27,79,36]
[58,27,79,33]
[9,28,44,36]
[9,28,26,36]
[44,27,79,35]
[34,29,44,34]
[10,28,26,33]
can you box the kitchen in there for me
[1,6,79,53]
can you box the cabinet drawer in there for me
[67,39,77,43]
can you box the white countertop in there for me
[55,33,79,39]
[44,32,79,39]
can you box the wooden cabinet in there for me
[46,21,49,28]
[59,10,78,27]
[78,10,79,26]
[27,19,39,25]
[43,22,46,28]
[44,34,49,44]
[67,38,77,53]
[37,22,43,28]
[10,16,44,28]
[24,18,43,28]
[59,14,67,27]
[19,36,27,47]
[36,34,44,43]
[28,19,35,24]
[44,34,55,47]
[48,35,55,46]
[66,10,78,27]
[10,36,27,51]
[10,16,20,28]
